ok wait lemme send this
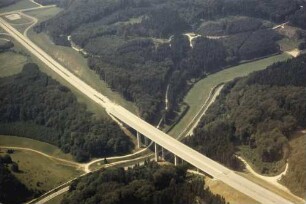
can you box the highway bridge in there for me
[0,16,293,204]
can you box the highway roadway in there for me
[0,17,294,204]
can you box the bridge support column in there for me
[161,147,165,161]
[144,137,149,146]
[174,155,177,166]
[136,132,141,148]
[154,143,158,162]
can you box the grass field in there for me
[0,0,38,13]
[278,38,304,51]
[280,131,306,199]
[0,135,74,161]
[169,53,291,137]
[14,22,31,33]
[0,149,82,193]
[0,50,28,77]
[6,15,31,25]
[24,6,63,22]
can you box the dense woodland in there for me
[185,54,306,178]
[198,16,282,62]
[33,0,306,122]
[62,162,227,204]
[0,41,14,52]
[289,4,306,29]
[35,0,62,6]
[0,154,31,204]
[0,0,18,8]
[0,63,133,162]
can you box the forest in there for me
[0,0,17,8]
[0,41,14,52]
[33,0,306,123]
[62,161,227,204]
[185,54,306,179]
[198,16,282,62]
[35,0,62,6]
[0,63,133,162]
[0,154,31,204]
[289,4,306,29]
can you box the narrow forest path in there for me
[0,146,83,168]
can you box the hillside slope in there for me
[185,54,306,195]
[0,63,133,162]
[33,0,306,122]
[0,154,31,204]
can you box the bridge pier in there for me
[136,131,141,148]
[144,137,149,146]
[154,143,158,161]
[161,147,165,161]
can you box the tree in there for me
[6,149,14,154]
[299,42,306,50]
[170,34,190,64]
[2,154,12,164]
[62,162,227,204]
[0,41,14,52]
[0,163,30,203]
[10,162,19,172]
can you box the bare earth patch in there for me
[286,49,301,58]
[204,177,260,204]
[5,13,21,21]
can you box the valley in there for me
[0,0,305,203]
